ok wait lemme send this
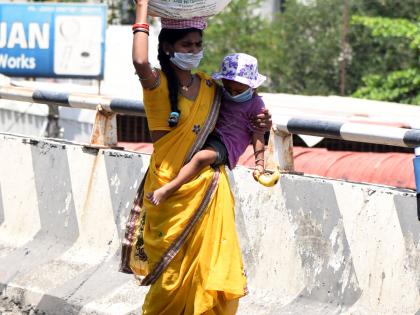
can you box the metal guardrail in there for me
[275,117,420,147]
[0,85,145,146]
[2,83,420,219]
[2,83,420,156]
[266,116,420,173]
[0,85,145,115]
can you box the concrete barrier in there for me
[0,133,149,314]
[0,133,419,314]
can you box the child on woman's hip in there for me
[147,53,267,205]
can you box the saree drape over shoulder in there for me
[121,71,247,315]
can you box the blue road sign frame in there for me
[0,3,107,79]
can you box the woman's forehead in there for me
[177,32,202,43]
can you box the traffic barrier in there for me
[0,133,419,314]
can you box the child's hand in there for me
[250,109,272,132]
[252,165,265,181]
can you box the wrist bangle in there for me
[255,158,264,164]
[133,28,149,36]
[254,149,265,156]
[133,27,149,32]
[132,23,149,31]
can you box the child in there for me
[147,53,267,205]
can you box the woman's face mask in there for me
[170,50,204,71]
[224,87,253,103]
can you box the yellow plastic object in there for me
[256,167,281,187]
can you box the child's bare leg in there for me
[147,148,217,205]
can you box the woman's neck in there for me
[171,65,200,100]
[174,67,192,84]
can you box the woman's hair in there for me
[158,28,203,127]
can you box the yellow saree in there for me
[121,72,247,315]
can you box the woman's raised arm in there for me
[132,0,159,89]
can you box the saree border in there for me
[140,168,220,286]
[120,169,148,274]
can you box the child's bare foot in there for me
[146,187,171,206]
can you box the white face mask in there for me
[170,50,204,70]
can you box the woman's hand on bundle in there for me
[252,165,265,182]
[250,108,272,132]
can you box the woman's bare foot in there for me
[146,186,171,206]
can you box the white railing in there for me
[2,84,420,164]
[0,84,144,147]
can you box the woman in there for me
[121,1,271,314]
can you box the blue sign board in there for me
[0,3,107,79]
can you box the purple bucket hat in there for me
[211,53,266,89]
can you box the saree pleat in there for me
[121,72,247,315]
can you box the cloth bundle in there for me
[148,0,231,19]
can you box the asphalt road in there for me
[0,293,44,315]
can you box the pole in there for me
[44,104,63,138]
[413,147,420,221]
[339,0,349,96]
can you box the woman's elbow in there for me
[132,58,148,69]
[132,59,151,76]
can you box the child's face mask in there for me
[224,87,253,103]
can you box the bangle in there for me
[132,23,149,31]
[135,68,158,80]
[255,158,264,164]
[133,28,149,36]
[254,148,265,156]
[133,27,149,32]
[132,23,149,30]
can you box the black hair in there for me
[158,28,203,127]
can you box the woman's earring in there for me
[165,52,170,56]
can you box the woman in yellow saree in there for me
[120,1,269,314]
[123,71,246,314]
